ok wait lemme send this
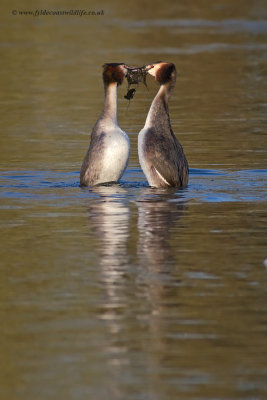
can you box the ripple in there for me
[115,18,267,34]
[0,168,266,204]
[111,43,267,56]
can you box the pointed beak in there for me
[124,64,154,73]
[144,64,154,72]
[124,65,141,72]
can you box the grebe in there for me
[138,62,189,188]
[80,63,130,186]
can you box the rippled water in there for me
[1,0,267,399]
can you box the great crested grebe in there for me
[80,63,130,186]
[138,62,189,188]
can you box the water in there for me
[1,0,267,399]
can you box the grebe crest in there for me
[147,62,176,85]
[102,63,127,86]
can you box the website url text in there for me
[12,9,105,17]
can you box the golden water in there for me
[0,0,266,399]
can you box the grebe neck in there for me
[101,82,118,124]
[144,81,174,129]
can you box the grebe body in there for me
[138,63,188,188]
[80,63,130,186]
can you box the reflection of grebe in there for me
[136,188,186,271]
[80,63,130,186]
[138,62,189,188]
[87,185,130,301]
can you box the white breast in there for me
[98,127,130,184]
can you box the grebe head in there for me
[147,62,176,85]
[102,63,127,86]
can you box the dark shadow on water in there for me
[189,168,226,176]
[120,179,149,188]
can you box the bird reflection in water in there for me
[87,183,130,272]
[135,188,187,392]
[137,187,186,271]
[87,184,129,319]
[85,184,187,389]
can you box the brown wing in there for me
[144,127,189,187]
[80,132,105,186]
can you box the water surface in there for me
[0,0,267,399]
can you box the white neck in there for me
[101,82,118,124]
